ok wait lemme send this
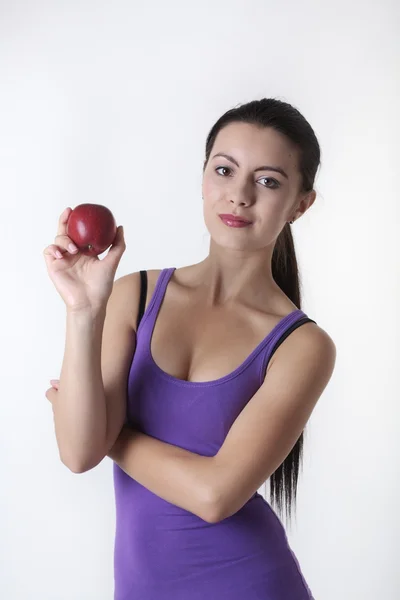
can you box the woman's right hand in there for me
[43,207,126,314]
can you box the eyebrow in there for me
[211,152,289,179]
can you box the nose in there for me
[228,183,254,208]
[230,196,251,208]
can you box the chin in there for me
[207,228,256,251]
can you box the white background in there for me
[1,1,399,599]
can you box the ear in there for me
[298,189,316,213]
[292,189,316,222]
[306,189,317,210]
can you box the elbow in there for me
[202,503,225,524]
[59,449,105,474]
[202,487,241,523]
[200,487,226,524]
[63,461,87,474]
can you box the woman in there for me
[44,98,336,599]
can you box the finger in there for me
[54,234,79,255]
[43,244,65,261]
[103,226,126,268]
[57,207,73,237]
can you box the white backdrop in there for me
[1,1,399,599]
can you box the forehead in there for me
[212,122,300,174]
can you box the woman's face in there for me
[202,122,311,252]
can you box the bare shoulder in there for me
[113,269,164,331]
[268,318,337,378]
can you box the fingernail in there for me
[68,243,78,253]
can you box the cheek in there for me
[202,177,216,200]
[202,179,220,215]
[202,198,220,236]
[202,192,220,224]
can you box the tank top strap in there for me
[258,312,317,382]
[136,267,176,340]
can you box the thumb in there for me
[103,226,126,268]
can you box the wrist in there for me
[66,305,106,322]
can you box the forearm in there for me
[54,308,107,471]
[108,428,217,522]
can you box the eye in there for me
[215,166,232,177]
[258,177,280,189]
[215,166,280,189]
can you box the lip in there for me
[219,214,253,224]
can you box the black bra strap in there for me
[136,270,148,330]
[268,316,317,362]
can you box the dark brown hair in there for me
[202,98,321,525]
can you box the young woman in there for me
[44,98,336,599]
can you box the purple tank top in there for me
[113,267,316,599]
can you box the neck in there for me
[193,250,279,308]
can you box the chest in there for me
[149,301,277,384]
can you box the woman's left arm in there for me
[108,326,335,523]
[108,427,217,522]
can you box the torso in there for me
[129,265,318,384]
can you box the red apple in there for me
[66,203,117,256]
